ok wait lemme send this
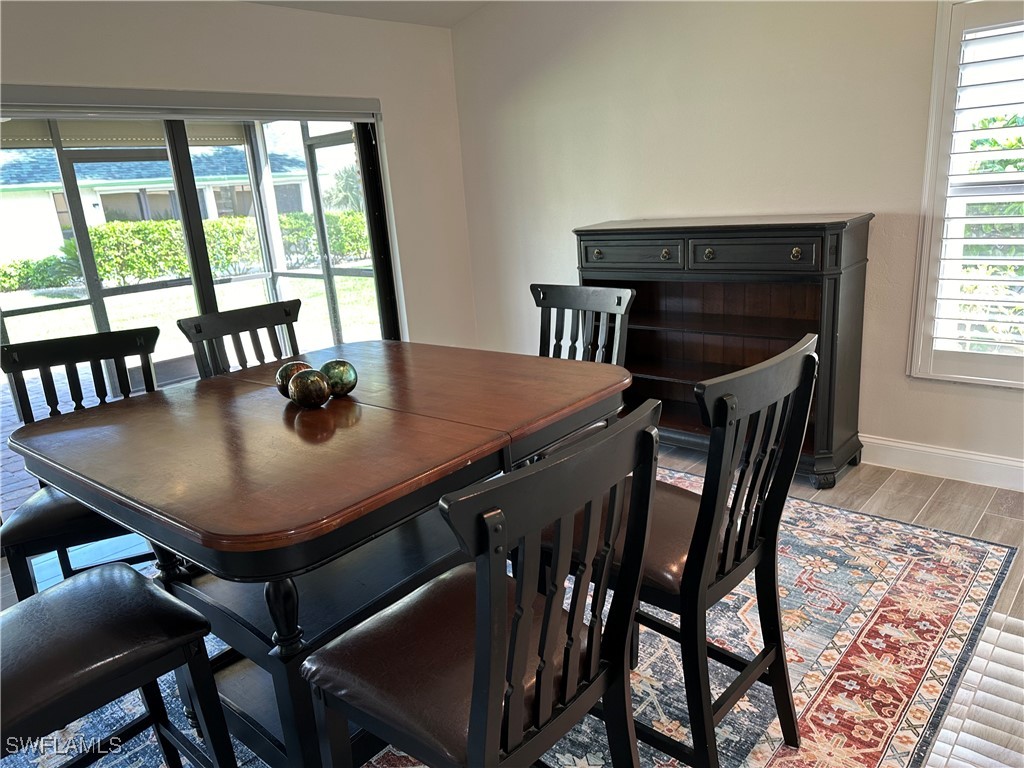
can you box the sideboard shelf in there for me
[576,214,873,489]
[628,312,820,340]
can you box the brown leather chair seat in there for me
[546,476,701,599]
[301,563,577,768]
[0,486,129,547]
[1,562,210,737]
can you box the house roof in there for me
[0,146,306,187]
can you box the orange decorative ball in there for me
[275,361,312,397]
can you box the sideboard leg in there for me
[810,472,836,490]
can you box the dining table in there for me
[7,339,632,768]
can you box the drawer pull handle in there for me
[790,247,803,262]
[703,248,715,262]
[660,248,671,261]
[593,249,604,261]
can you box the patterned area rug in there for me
[2,469,1015,768]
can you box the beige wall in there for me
[451,1,1023,463]
[3,1,1020,466]
[0,1,478,348]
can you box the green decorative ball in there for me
[288,369,331,409]
[275,361,312,397]
[319,359,358,398]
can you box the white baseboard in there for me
[860,434,1024,492]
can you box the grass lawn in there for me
[1,274,383,364]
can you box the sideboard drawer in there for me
[583,241,682,268]
[688,238,820,271]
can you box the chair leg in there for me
[679,609,719,768]
[629,618,640,669]
[313,688,355,768]
[602,660,640,768]
[755,561,800,747]
[180,640,238,768]
[56,547,75,579]
[139,680,184,768]
[5,550,37,601]
[172,666,201,734]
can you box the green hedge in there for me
[0,211,370,291]
[0,253,82,292]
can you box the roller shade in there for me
[0,119,248,148]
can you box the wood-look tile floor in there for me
[658,448,1023,767]
[2,451,1021,766]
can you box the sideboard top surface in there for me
[574,213,874,234]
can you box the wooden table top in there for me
[10,342,630,560]
[227,340,630,442]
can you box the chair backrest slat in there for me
[1,328,161,428]
[579,310,595,361]
[39,368,60,418]
[140,351,157,393]
[264,325,283,360]
[586,480,623,680]
[441,400,661,767]
[552,309,566,359]
[595,313,611,363]
[566,310,581,360]
[176,300,302,378]
[9,372,31,424]
[562,495,601,698]
[502,532,540,752]
[686,334,818,596]
[65,363,84,411]
[531,284,635,366]
[112,357,131,398]
[533,510,572,727]
[89,360,108,404]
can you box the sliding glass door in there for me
[0,114,399,384]
[259,120,397,351]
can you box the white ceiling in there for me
[257,1,488,28]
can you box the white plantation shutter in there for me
[912,1,1024,387]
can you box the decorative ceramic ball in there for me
[275,361,312,397]
[288,369,331,409]
[319,359,358,398]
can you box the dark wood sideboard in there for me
[576,214,873,489]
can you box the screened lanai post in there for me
[244,122,282,307]
[163,120,230,374]
[48,119,111,336]
[164,120,217,317]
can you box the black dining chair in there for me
[2,562,237,768]
[0,327,161,600]
[532,283,635,366]
[629,334,818,767]
[524,283,636,463]
[176,299,301,377]
[301,399,663,768]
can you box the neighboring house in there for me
[0,146,308,263]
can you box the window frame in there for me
[909,0,1023,389]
